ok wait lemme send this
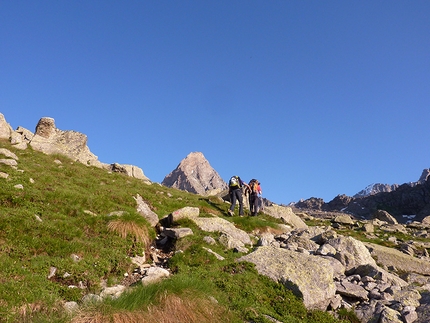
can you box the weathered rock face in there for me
[162,152,227,196]
[30,117,103,167]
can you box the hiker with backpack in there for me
[248,179,262,216]
[228,175,249,217]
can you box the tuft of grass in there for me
[72,292,230,323]
[107,213,152,249]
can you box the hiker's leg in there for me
[249,194,254,215]
[255,195,259,214]
[254,195,258,214]
[229,190,236,212]
[237,191,244,215]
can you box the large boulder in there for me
[373,210,398,225]
[192,216,252,246]
[326,236,377,273]
[263,205,308,229]
[238,246,336,310]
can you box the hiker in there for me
[228,175,249,216]
[248,179,262,216]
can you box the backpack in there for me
[229,176,240,188]
[249,179,259,193]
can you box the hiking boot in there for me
[228,210,234,217]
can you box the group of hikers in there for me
[227,175,263,217]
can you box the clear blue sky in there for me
[1,1,429,205]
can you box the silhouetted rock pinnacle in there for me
[162,152,227,196]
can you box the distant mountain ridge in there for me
[353,183,399,198]
[353,169,430,198]
[296,168,430,223]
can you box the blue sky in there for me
[1,1,429,205]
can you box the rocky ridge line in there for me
[0,114,151,183]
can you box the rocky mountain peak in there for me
[162,152,227,196]
[418,168,430,184]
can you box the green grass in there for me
[0,140,357,323]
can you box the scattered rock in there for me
[134,194,159,226]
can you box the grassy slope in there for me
[0,140,351,323]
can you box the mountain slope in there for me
[1,140,344,323]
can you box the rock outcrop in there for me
[0,114,151,182]
[29,117,103,167]
[162,152,227,196]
